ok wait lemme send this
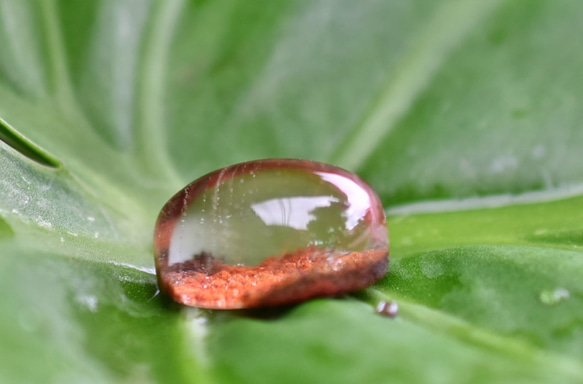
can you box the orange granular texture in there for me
[158,247,388,309]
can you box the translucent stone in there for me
[154,159,389,309]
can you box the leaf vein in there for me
[134,0,185,187]
[328,0,503,171]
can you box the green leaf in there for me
[1,0,583,383]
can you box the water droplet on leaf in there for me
[154,159,389,309]
[376,300,398,318]
[539,288,570,305]
[76,294,98,312]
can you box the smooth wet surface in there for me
[154,159,389,309]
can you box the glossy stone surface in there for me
[154,159,389,309]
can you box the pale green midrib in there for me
[328,0,503,171]
[134,0,185,188]
[386,185,583,216]
[362,288,583,380]
[390,242,583,261]
[181,308,217,384]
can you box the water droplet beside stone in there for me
[154,159,389,309]
[375,300,398,318]
[539,288,570,305]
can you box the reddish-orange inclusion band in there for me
[158,247,388,309]
[154,159,389,309]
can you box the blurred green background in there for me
[1,0,583,383]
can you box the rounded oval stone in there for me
[154,159,389,309]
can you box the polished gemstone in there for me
[154,159,389,309]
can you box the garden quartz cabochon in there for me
[1,0,583,383]
[154,159,389,309]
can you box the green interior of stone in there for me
[168,168,377,266]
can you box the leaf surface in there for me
[1,0,582,383]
